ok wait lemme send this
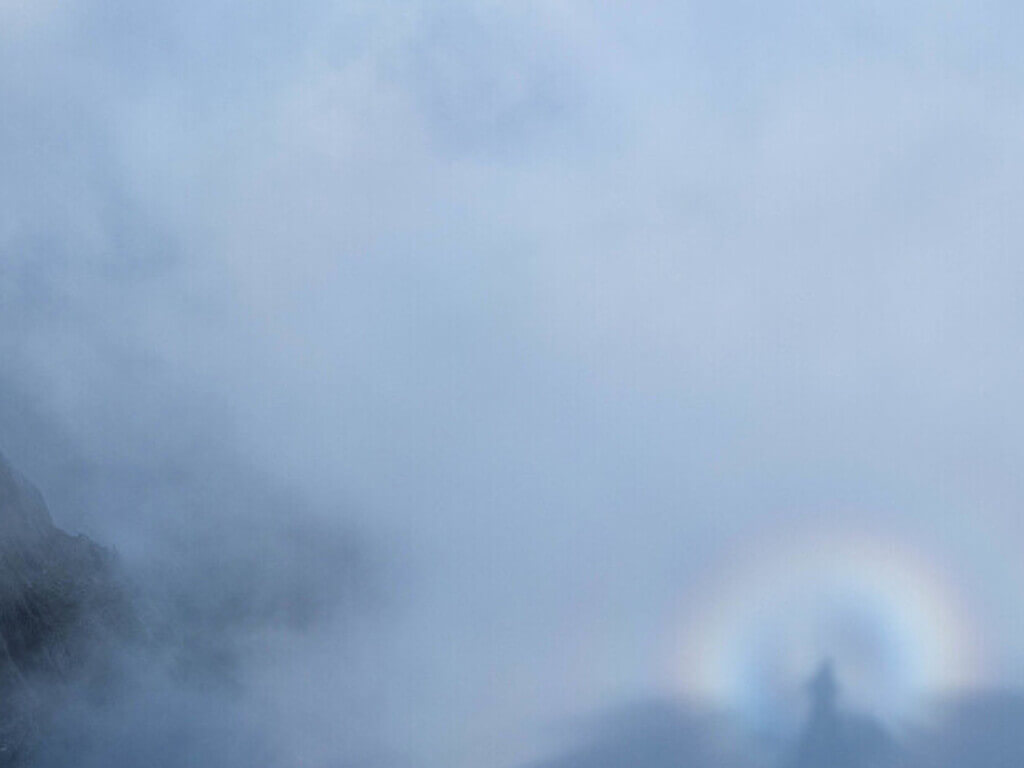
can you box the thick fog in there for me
[4,2,1024,767]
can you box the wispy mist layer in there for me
[4,2,1024,767]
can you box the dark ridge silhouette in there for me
[529,698,766,768]
[0,451,135,765]
[523,658,1024,768]
[909,691,1024,767]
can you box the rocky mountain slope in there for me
[0,452,133,765]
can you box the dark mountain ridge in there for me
[0,451,133,765]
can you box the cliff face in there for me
[0,453,132,765]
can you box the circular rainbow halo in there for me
[673,530,987,731]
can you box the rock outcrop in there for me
[0,452,133,765]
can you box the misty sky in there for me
[4,2,1024,767]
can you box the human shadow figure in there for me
[793,661,848,768]
[790,661,894,768]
